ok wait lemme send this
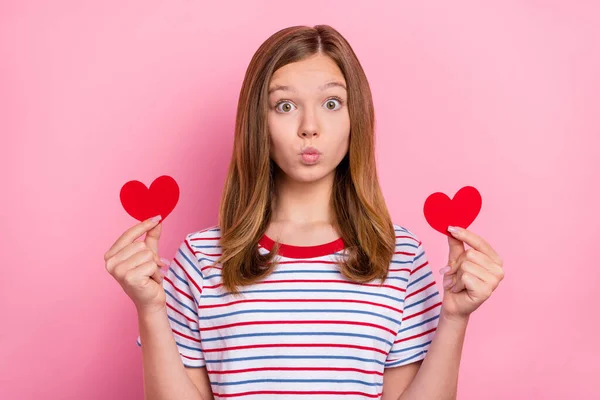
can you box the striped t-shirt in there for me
[136,224,442,399]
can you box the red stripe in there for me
[410,260,429,275]
[396,235,419,243]
[166,302,196,324]
[190,236,221,241]
[405,281,437,300]
[203,342,388,355]
[394,251,416,256]
[172,328,201,343]
[199,259,346,271]
[403,302,443,320]
[276,259,341,265]
[180,353,203,361]
[394,327,437,343]
[164,276,194,302]
[174,256,203,294]
[214,390,382,398]
[195,250,223,257]
[206,366,383,376]
[389,267,411,273]
[198,298,402,314]
[204,279,405,292]
[201,319,397,335]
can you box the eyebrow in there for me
[267,81,347,95]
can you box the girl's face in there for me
[267,53,351,184]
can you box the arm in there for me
[139,308,213,400]
[382,311,468,400]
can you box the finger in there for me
[449,263,488,294]
[447,226,502,265]
[447,234,465,268]
[104,215,163,261]
[124,260,163,286]
[139,260,166,284]
[112,249,155,279]
[463,248,504,276]
[454,271,491,301]
[456,260,496,285]
[105,241,146,273]
[144,221,163,256]
[106,241,170,274]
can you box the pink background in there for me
[2,1,598,399]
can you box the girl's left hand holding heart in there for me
[438,226,505,320]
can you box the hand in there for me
[438,226,504,320]
[104,215,171,314]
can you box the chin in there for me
[292,166,336,183]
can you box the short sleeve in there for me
[385,240,442,368]
[136,234,206,368]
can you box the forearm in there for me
[398,309,469,400]
[138,308,204,400]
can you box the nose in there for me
[300,130,318,138]
[298,109,319,139]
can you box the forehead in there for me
[269,54,346,92]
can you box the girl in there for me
[104,25,504,400]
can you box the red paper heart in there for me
[120,175,180,222]
[423,186,482,237]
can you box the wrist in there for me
[440,308,470,328]
[137,304,167,321]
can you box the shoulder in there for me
[185,224,222,247]
[392,223,423,250]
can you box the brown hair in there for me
[215,24,396,294]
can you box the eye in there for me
[275,100,296,113]
[324,97,343,111]
[273,97,345,113]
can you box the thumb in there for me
[447,233,465,267]
[144,221,163,255]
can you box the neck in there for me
[270,168,335,226]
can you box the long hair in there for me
[215,24,396,294]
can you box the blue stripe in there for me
[178,247,204,279]
[210,378,383,387]
[204,354,386,366]
[407,271,433,289]
[386,276,409,282]
[413,251,425,263]
[385,351,425,367]
[201,331,393,347]
[192,244,221,249]
[175,340,202,352]
[167,315,199,333]
[164,269,199,308]
[204,269,343,280]
[201,288,404,304]
[390,259,413,264]
[199,308,402,325]
[165,288,198,318]
[170,267,188,286]
[398,314,440,334]
[404,292,440,309]
[182,363,205,368]
[396,243,418,249]
[389,340,432,355]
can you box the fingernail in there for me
[447,226,459,234]
[439,266,451,274]
[160,257,170,267]
[150,215,162,223]
[443,276,453,288]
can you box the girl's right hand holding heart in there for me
[104,215,171,314]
